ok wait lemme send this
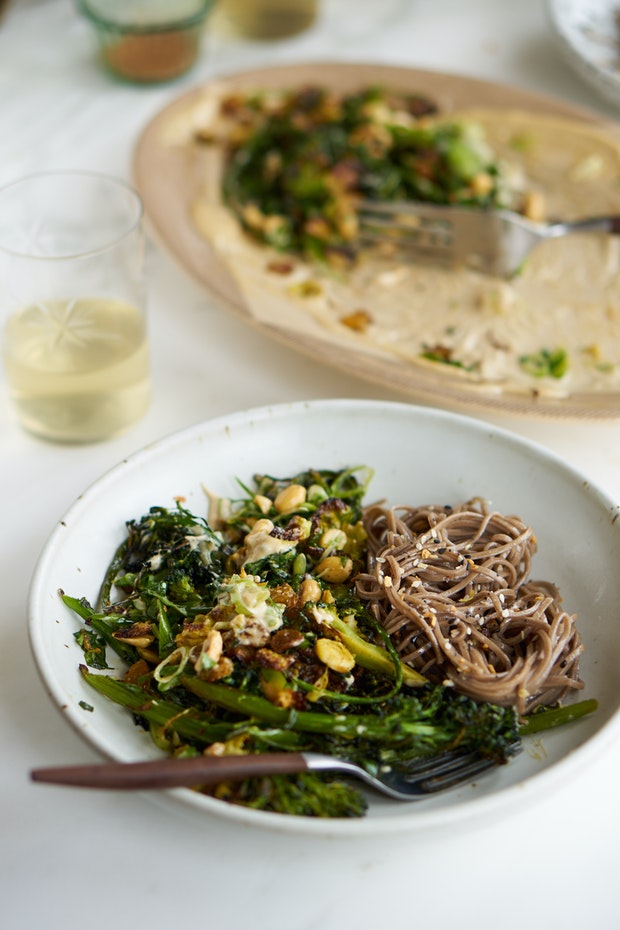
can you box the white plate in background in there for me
[547,0,620,108]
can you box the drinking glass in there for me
[218,0,318,39]
[0,171,150,443]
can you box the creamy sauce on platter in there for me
[168,90,620,399]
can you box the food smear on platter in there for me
[165,83,620,399]
[65,467,595,819]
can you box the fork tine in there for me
[399,741,522,794]
[412,756,505,794]
[357,198,505,273]
[358,200,457,244]
[396,748,484,779]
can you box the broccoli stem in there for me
[518,699,598,735]
[325,614,426,687]
[62,593,136,664]
[80,667,232,745]
[182,675,458,745]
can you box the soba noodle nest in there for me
[356,498,583,714]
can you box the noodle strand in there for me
[357,498,583,714]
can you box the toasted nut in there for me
[242,202,265,230]
[315,638,355,673]
[470,172,493,196]
[299,576,322,604]
[522,189,546,222]
[254,494,273,514]
[340,309,372,333]
[205,732,248,756]
[203,628,223,663]
[272,689,296,709]
[267,259,295,275]
[255,647,294,671]
[137,647,160,665]
[304,217,331,240]
[250,517,275,534]
[260,668,294,706]
[201,656,234,682]
[320,527,347,550]
[336,210,359,241]
[263,214,287,235]
[274,483,307,514]
[315,555,353,583]
[192,629,223,674]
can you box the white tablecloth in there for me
[2,2,618,928]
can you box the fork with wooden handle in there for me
[31,744,520,800]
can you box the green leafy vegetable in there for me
[519,347,568,379]
[64,466,596,819]
[217,85,512,264]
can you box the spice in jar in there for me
[102,29,200,82]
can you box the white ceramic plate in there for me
[547,0,620,108]
[28,400,620,836]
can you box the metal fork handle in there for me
[361,201,620,233]
[360,200,620,235]
[546,215,620,237]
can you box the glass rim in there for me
[76,0,214,34]
[0,169,144,261]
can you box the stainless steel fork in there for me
[30,743,521,800]
[358,200,620,277]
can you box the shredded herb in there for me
[519,347,568,379]
[420,349,473,370]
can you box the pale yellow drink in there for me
[219,0,317,39]
[3,296,150,443]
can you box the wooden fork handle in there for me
[30,752,309,790]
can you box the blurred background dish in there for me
[133,61,620,421]
[77,0,215,83]
[547,0,620,109]
[217,0,318,39]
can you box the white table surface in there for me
[2,2,619,928]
